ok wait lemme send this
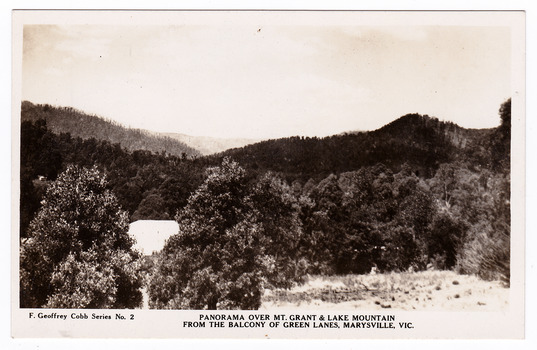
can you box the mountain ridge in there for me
[20,101,497,183]
[203,113,495,182]
[20,101,201,158]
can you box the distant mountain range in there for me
[156,132,261,156]
[20,101,497,182]
[20,101,266,157]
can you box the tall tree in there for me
[20,165,143,308]
[148,158,265,310]
[148,159,307,309]
[250,172,307,288]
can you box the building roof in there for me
[128,220,179,255]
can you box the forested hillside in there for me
[21,101,201,158]
[19,99,511,310]
[205,113,494,182]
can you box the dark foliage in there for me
[297,164,435,274]
[20,165,143,308]
[148,159,304,309]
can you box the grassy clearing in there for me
[261,270,509,311]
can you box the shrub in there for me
[457,230,510,286]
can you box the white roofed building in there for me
[128,220,179,255]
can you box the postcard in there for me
[11,10,525,339]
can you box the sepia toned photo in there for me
[11,10,525,339]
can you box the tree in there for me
[20,165,143,308]
[336,165,400,274]
[300,174,346,274]
[20,120,62,237]
[131,190,170,221]
[427,212,466,269]
[456,172,510,284]
[148,159,307,309]
[490,98,511,172]
[379,167,434,271]
[250,172,307,288]
[148,158,265,310]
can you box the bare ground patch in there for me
[260,270,509,311]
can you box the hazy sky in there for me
[21,22,511,139]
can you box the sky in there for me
[20,20,512,139]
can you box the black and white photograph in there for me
[10,9,526,339]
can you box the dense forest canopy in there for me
[19,98,511,309]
